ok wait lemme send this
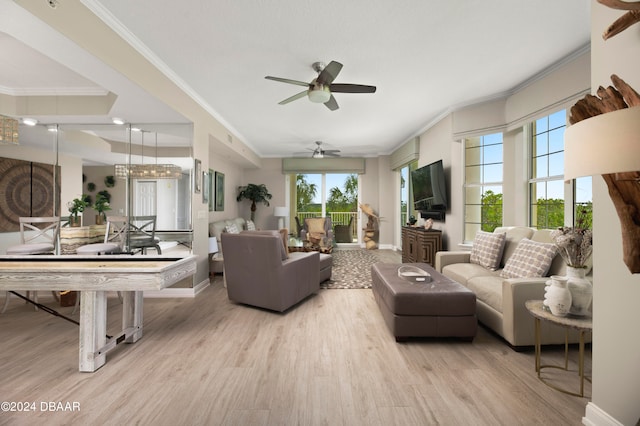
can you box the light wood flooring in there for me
[0,249,590,425]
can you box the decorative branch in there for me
[570,74,640,273]
[598,0,640,40]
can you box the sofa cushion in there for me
[499,227,536,268]
[442,262,499,286]
[465,275,503,313]
[470,231,506,271]
[246,219,256,231]
[500,238,557,278]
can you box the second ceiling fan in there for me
[265,60,376,111]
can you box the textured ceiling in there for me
[4,0,591,160]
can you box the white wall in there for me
[586,2,640,425]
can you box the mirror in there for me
[57,123,194,249]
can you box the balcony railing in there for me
[296,211,358,242]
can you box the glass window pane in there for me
[535,156,548,179]
[483,164,503,183]
[548,110,566,130]
[465,185,483,202]
[483,133,503,145]
[548,128,565,153]
[547,179,564,201]
[548,152,564,177]
[465,165,482,184]
[535,117,548,134]
[465,137,481,149]
[465,204,482,222]
[483,144,502,163]
[465,146,482,166]
[535,133,548,156]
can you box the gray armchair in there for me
[221,230,320,312]
[300,217,334,250]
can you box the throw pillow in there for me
[245,220,256,231]
[500,238,558,279]
[469,231,506,271]
[307,218,326,234]
[278,228,289,259]
[225,223,239,234]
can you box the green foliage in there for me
[575,203,593,230]
[296,175,317,211]
[92,193,112,216]
[326,174,358,213]
[67,196,89,217]
[533,198,564,230]
[480,190,503,232]
[236,183,272,221]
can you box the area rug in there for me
[321,249,382,289]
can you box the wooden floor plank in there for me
[0,249,590,425]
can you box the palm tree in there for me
[296,175,317,211]
[236,183,272,221]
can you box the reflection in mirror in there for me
[56,123,193,252]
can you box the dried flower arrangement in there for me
[551,227,593,268]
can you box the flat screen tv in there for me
[411,159,448,221]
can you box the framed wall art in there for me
[194,159,201,193]
[214,171,225,211]
[203,170,210,204]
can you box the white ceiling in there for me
[2,0,591,160]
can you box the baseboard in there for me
[143,278,210,298]
[583,402,625,426]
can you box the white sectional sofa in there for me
[435,226,588,349]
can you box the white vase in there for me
[566,266,592,316]
[544,275,572,317]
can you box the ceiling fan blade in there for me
[330,83,377,93]
[323,152,340,157]
[265,76,310,87]
[323,149,341,154]
[324,95,339,111]
[317,61,343,85]
[278,90,308,105]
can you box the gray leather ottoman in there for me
[371,262,477,341]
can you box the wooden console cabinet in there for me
[401,227,442,267]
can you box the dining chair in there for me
[129,215,161,254]
[75,216,129,255]
[2,217,61,313]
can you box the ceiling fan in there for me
[303,141,340,159]
[265,60,376,111]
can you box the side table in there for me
[525,300,592,397]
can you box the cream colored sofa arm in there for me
[435,251,471,273]
[501,277,549,347]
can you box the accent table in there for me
[525,300,592,397]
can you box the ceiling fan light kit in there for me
[265,60,376,111]
[308,85,331,103]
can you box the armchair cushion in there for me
[221,231,319,312]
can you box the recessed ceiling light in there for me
[47,124,58,132]
[112,117,125,125]
[22,118,38,126]
[131,127,141,132]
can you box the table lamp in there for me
[274,206,288,230]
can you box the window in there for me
[294,173,358,241]
[464,133,503,242]
[529,110,566,229]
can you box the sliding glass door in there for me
[294,173,358,243]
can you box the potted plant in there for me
[67,196,89,227]
[92,193,112,225]
[236,183,272,221]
